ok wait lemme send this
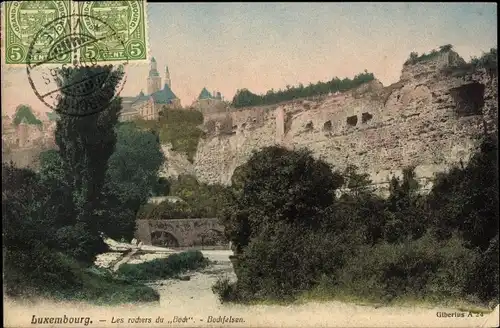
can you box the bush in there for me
[221,146,343,254]
[116,250,209,281]
[233,223,357,301]
[4,248,80,297]
[134,109,204,162]
[335,233,478,303]
[212,276,239,303]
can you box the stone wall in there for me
[2,120,57,169]
[192,51,497,192]
[135,218,227,248]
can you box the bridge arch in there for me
[150,230,180,248]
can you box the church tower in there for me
[147,57,161,95]
[164,65,171,89]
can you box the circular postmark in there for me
[26,14,129,117]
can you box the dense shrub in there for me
[216,137,499,306]
[116,250,209,281]
[4,66,162,305]
[212,276,239,303]
[134,109,204,162]
[136,175,231,220]
[234,223,358,301]
[403,44,454,66]
[335,233,477,303]
[221,146,343,254]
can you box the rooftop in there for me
[198,87,213,100]
[151,83,178,104]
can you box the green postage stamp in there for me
[2,0,149,66]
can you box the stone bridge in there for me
[135,218,228,248]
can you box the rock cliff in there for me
[193,50,498,192]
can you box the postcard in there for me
[2,2,498,328]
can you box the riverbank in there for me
[4,250,498,328]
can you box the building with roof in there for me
[191,87,228,115]
[119,57,181,122]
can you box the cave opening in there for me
[450,82,485,117]
[305,121,313,131]
[361,112,373,123]
[323,120,332,131]
[346,115,358,127]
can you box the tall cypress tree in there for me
[53,65,125,263]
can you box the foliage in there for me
[116,250,209,281]
[335,232,477,303]
[12,104,42,126]
[470,47,497,75]
[52,65,125,264]
[5,250,159,305]
[426,136,498,251]
[215,140,498,305]
[133,109,204,162]
[2,162,159,305]
[137,175,231,220]
[2,162,75,296]
[169,175,230,217]
[404,44,454,66]
[102,122,164,239]
[3,65,164,306]
[220,146,343,253]
[231,71,375,108]
[212,276,239,303]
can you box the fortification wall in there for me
[2,121,57,169]
[193,52,497,191]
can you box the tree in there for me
[383,167,427,243]
[13,105,42,126]
[52,65,125,263]
[221,146,344,254]
[102,122,164,239]
[439,44,453,52]
[427,136,498,251]
[342,164,373,197]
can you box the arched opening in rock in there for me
[151,231,180,248]
[305,121,313,131]
[323,120,332,131]
[346,115,358,127]
[361,112,373,123]
[450,82,485,117]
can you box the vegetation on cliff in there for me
[3,66,161,305]
[403,44,454,66]
[213,138,499,307]
[12,104,42,126]
[137,174,229,220]
[470,47,498,72]
[133,109,204,162]
[231,71,375,108]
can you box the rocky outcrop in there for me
[158,143,196,179]
[193,51,497,193]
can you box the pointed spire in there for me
[165,65,169,73]
[151,57,156,62]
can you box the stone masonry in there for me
[135,218,227,248]
[192,51,498,193]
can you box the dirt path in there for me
[4,250,498,328]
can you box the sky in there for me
[1,2,497,117]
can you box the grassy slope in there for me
[11,252,160,306]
